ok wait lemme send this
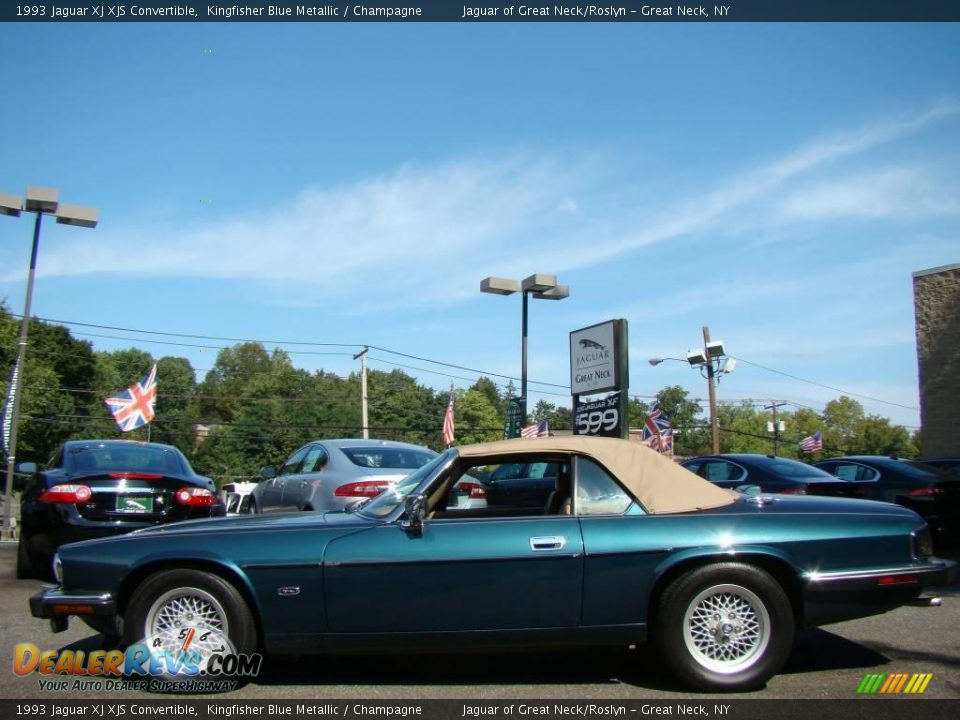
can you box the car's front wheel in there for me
[656,563,794,692]
[123,569,258,680]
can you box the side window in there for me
[574,458,634,516]
[238,495,251,514]
[683,461,703,475]
[301,446,328,474]
[833,463,874,481]
[440,458,569,517]
[281,446,310,476]
[703,460,745,482]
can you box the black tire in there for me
[123,569,258,686]
[16,536,37,580]
[655,563,794,692]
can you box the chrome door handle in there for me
[530,536,566,552]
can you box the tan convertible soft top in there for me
[458,435,737,514]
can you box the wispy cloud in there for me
[8,99,958,310]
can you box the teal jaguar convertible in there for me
[30,436,955,691]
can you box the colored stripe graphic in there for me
[857,673,932,694]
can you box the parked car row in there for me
[681,453,960,546]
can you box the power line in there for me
[730,356,919,412]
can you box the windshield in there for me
[358,450,453,519]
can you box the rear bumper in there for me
[801,558,956,626]
[804,558,956,592]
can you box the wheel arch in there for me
[647,549,805,630]
[116,558,264,647]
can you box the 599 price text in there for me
[575,408,620,436]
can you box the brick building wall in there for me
[913,263,960,457]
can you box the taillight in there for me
[909,486,944,498]
[109,472,162,480]
[175,487,216,506]
[779,487,807,495]
[335,481,392,498]
[40,484,93,504]
[877,574,918,586]
[458,482,487,499]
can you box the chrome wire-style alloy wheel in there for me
[683,583,770,674]
[144,586,230,656]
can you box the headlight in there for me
[52,553,63,583]
[912,526,934,559]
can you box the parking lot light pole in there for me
[1,187,98,537]
[480,274,569,427]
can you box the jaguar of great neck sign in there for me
[569,320,624,396]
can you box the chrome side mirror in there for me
[400,493,427,537]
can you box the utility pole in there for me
[702,326,720,455]
[765,401,788,456]
[353,347,369,439]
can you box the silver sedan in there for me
[251,438,437,513]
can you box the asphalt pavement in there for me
[1,542,957,701]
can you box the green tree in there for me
[823,396,864,455]
[454,388,501,445]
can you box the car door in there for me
[261,445,309,513]
[323,456,583,634]
[281,444,328,511]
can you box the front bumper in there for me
[30,585,117,634]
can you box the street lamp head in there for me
[0,192,22,217]
[687,349,708,366]
[480,276,520,296]
[521,273,557,293]
[56,203,98,228]
[533,284,569,301]
[648,358,665,366]
[24,186,59,214]
[706,340,726,359]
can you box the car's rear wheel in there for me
[123,569,258,684]
[656,563,794,692]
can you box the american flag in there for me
[799,430,823,454]
[105,365,157,432]
[441,386,455,446]
[520,420,549,438]
[640,402,673,454]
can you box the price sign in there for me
[574,392,623,438]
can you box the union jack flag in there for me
[641,402,673,454]
[105,365,157,432]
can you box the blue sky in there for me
[1,22,958,430]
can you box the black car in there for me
[681,454,857,496]
[814,455,960,543]
[17,439,224,579]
